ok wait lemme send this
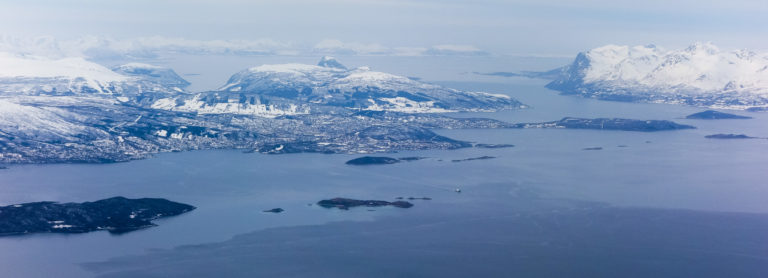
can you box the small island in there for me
[345,156,427,165]
[451,156,496,162]
[345,156,400,165]
[474,144,515,149]
[398,156,427,162]
[512,117,695,132]
[746,107,768,112]
[686,110,752,119]
[705,134,756,139]
[0,197,195,236]
[317,198,413,210]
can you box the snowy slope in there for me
[0,52,127,95]
[150,95,308,118]
[547,43,768,109]
[160,57,522,115]
[0,52,187,97]
[0,52,126,82]
[0,97,110,141]
[111,63,190,89]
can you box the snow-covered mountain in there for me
[111,63,190,90]
[0,98,97,141]
[152,57,522,116]
[547,43,768,109]
[0,52,188,97]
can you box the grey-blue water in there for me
[1,76,768,277]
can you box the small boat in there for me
[455,188,462,193]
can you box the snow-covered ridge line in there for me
[197,56,523,115]
[547,42,768,110]
[0,52,188,96]
[0,53,520,117]
[0,52,125,81]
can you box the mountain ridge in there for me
[151,57,524,117]
[0,52,189,97]
[546,43,768,110]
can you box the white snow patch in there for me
[0,98,88,139]
[151,96,309,118]
[0,52,126,81]
[364,97,455,113]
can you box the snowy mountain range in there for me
[0,54,524,163]
[0,52,188,97]
[547,43,768,110]
[151,57,522,117]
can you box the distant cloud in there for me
[390,47,429,56]
[312,39,392,55]
[312,39,489,56]
[0,35,493,59]
[120,36,293,56]
[424,44,490,56]
[0,35,294,59]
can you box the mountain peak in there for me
[317,56,347,70]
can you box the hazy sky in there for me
[1,0,767,56]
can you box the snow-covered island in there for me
[152,56,523,117]
[546,43,768,110]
